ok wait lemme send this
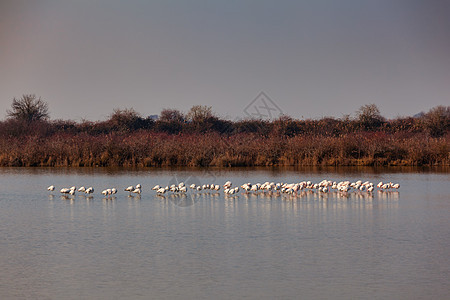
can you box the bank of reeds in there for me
[0,105,448,167]
[0,130,448,167]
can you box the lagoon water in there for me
[0,167,449,299]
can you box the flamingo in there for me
[125,186,134,192]
[60,188,70,194]
[48,185,55,191]
[78,186,86,192]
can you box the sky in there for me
[1,0,449,121]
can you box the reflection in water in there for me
[153,190,400,217]
[127,194,141,200]
[377,190,400,201]
[52,188,399,214]
[157,192,222,207]
[59,194,72,201]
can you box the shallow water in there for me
[0,167,449,299]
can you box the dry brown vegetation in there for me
[0,104,448,167]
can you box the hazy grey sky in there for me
[1,0,449,121]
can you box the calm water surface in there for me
[0,167,449,299]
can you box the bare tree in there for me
[187,105,213,123]
[108,108,150,131]
[356,104,385,130]
[159,108,185,122]
[422,105,450,137]
[7,94,49,122]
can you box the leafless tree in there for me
[187,105,214,123]
[7,94,49,122]
[159,108,185,122]
[356,104,385,130]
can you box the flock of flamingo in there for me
[47,184,141,196]
[47,179,400,198]
[150,180,399,195]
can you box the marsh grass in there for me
[0,109,448,167]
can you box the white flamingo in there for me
[60,188,70,194]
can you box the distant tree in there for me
[422,105,450,137]
[159,108,185,122]
[108,108,153,132]
[187,105,213,123]
[356,104,385,130]
[155,108,185,134]
[7,94,49,122]
[186,105,217,132]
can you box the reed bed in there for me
[0,129,447,167]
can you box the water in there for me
[0,167,449,299]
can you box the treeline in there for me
[0,96,448,167]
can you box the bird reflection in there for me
[60,195,74,201]
[127,194,141,200]
[157,193,197,207]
